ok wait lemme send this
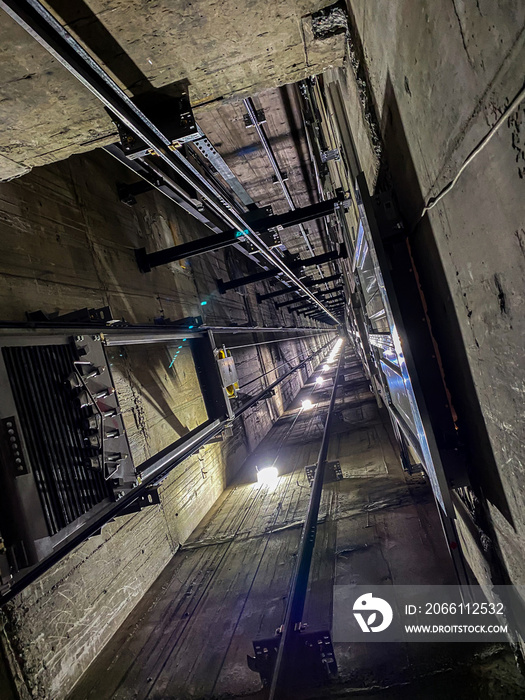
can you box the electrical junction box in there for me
[216,348,239,398]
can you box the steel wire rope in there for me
[419,81,525,220]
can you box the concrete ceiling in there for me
[196,84,328,259]
[0,0,346,180]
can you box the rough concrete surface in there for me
[67,348,524,699]
[320,0,525,622]
[0,0,347,179]
[0,145,331,699]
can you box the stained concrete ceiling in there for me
[0,0,346,180]
[196,84,329,259]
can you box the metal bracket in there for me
[304,460,342,486]
[320,148,341,163]
[215,347,239,399]
[243,109,266,128]
[247,629,337,687]
[26,306,113,324]
[112,89,199,159]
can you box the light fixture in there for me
[315,377,324,385]
[302,399,313,410]
[257,466,279,487]
[322,365,330,372]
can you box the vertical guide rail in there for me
[269,341,345,699]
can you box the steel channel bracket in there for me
[247,629,337,688]
[305,460,342,486]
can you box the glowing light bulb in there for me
[302,399,313,410]
[257,466,279,487]
[315,377,324,385]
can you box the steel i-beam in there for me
[134,199,343,272]
[218,245,347,293]
[256,274,342,302]
[288,300,344,316]
[274,286,344,309]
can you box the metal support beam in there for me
[315,285,344,298]
[268,343,345,698]
[0,0,340,323]
[135,199,343,272]
[285,294,344,313]
[249,197,343,231]
[304,310,343,321]
[256,274,341,302]
[274,286,344,309]
[218,245,346,293]
[136,228,242,272]
[117,179,158,205]
[288,300,344,315]
[304,309,343,319]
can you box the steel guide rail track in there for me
[268,341,345,698]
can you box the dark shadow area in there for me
[280,84,318,206]
[109,346,191,452]
[46,0,153,94]
[375,72,514,529]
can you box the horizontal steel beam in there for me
[288,300,344,315]
[256,274,341,302]
[135,228,242,272]
[275,286,344,309]
[135,199,343,272]
[218,245,346,293]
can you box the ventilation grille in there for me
[3,344,112,535]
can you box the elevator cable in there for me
[419,80,525,220]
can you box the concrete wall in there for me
[0,148,332,699]
[0,0,347,180]
[324,0,525,639]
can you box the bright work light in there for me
[257,466,279,487]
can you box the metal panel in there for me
[355,173,455,515]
